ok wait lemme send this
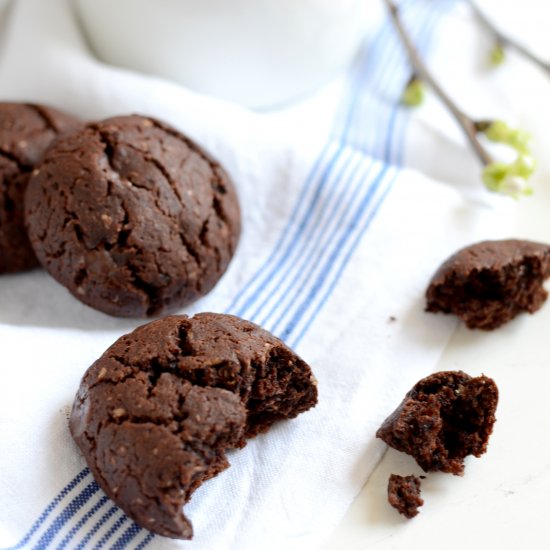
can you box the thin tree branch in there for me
[466,0,550,77]
[384,0,494,166]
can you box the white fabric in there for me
[0,0,532,548]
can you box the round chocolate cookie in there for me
[0,102,80,273]
[25,115,240,317]
[70,313,318,539]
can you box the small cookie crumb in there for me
[387,474,423,518]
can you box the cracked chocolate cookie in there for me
[25,115,240,317]
[70,313,318,539]
[426,239,550,330]
[376,371,498,475]
[387,474,423,518]
[0,102,80,273]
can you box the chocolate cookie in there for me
[70,313,318,538]
[387,474,423,519]
[0,102,80,273]
[426,239,550,330]
[376,371,498,475]
[25,115,240,317]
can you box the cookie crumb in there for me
[387,474,423,518]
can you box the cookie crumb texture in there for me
[387,474,423,518]
[0,102,80,273]
[70,313,318,539]
[25,115,240,317]
[376,371,498,475]
[426,239,550,330]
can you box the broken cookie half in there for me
[70,313,318,539]
[426,239,550,330]
[376,371,498,475]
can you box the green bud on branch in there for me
[467,0,550,78]
[489,42,506,67]
[402,76,426,107]
[480,120,531,154]
[482,155,535,199]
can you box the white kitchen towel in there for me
[0,0,524,549]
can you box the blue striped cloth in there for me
[0,0,510,548]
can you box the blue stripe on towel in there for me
[72,505,118,550]
[278,161,392,341]
[226,140,334,315]
[5,468,90,550]
[56,496,109,550]
[291,168,399,348]
[134,533,155,550]
[30,483,100,550]
[92,515,128,550]
[265,154,380,334]
[110,523,143,550]
[252,148,371,326]
[233,142,345,318]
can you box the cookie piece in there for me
[70,313,318,538]
[25,115,240,317]
[376,371,498,475]
[387,474,423,518]
[426,239,550,330]
[0,102,80,273]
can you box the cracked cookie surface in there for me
[0,102,80,273]
[70,313,318,539]
[25,115,240,317]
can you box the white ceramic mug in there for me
[73,0,369,109]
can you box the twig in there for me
[384,0,493,166]
[466,0,550,77]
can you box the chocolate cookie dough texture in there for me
[0,102,80,273]
[25,115,240,317]
[70,313,318,539]
[377,371,498,475]
[387,474,423,519]
[426,239,550,330]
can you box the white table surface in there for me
[322,184,550,550]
